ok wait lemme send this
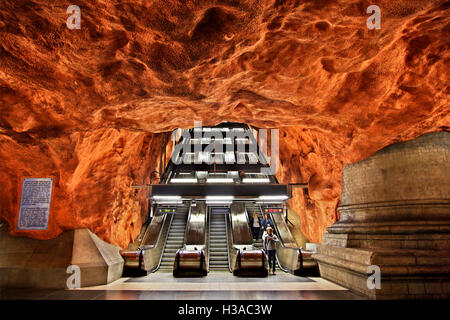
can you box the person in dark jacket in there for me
[261,213,273,231]
[263,227,279,275]
[261,213,274,240]
[249,212,261,240]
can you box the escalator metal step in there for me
[209,213,230,271]
[156,211,189,272]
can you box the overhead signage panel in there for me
[263,207,283,214]
[158,207,177,214]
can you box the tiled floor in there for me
[126,271,314,283]
[0,271,367,300]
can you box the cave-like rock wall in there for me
[0,128,166,248]
[0,0,448,247]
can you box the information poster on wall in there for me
[17,177,53,230]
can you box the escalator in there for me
[172,201,208,277]
[246,203,281,272]
[246,203,319,276]
[159,207,189,271]
[228,202,268,276]
[208,210,229,271]
[121,204,189,275]
[121,122,309,278]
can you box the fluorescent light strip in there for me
[206,196,234,200]
[259,195,288,200]
[153,196,181,200]
[206,201,232,205]
[242,178,270,183]
[155,201,183,205]
[206,178,233,183]
[170,178,198,183]
[255,201,283,205]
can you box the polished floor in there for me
[0,271,366,300]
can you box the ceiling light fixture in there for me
[206,178,233,183]
[152,196,181,200]
[206,196,234,200]
[258,195,288,200]
[170,178,198,183]
[242,178,270,183]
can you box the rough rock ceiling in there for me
[0,0,448,248]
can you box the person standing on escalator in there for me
[263,227,279,275]
[261,213,274,239]
[249,211,261,240]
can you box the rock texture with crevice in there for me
[0,0,448,248]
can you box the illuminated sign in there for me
[158,207,177,214]
[263,207,283,214]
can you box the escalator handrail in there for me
[181,203,193,249]
[269,210,300,248]
[269,210,297,248]
[227,204,251,272]
[237,249,242,270]
[224,211,234,273]
[141,213,168,250]
[268,212,286,247]
[268,211,303,273]
[275,244,300,274]
[205,208,210,272]
[153,212,175,271]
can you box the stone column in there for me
[314,132,450,299]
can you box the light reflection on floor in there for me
[0,272,367,300]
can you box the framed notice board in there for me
[17,177,53,230]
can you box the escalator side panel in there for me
[185,201,207,245]
[270,212,297,248]
[269,209,319,276]
[173,202,208,276]
[122,206,169,275]
[142,214,166,248]
[230,202,253,245]
[142,213,174,272]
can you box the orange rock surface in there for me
[0,0,448,247]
